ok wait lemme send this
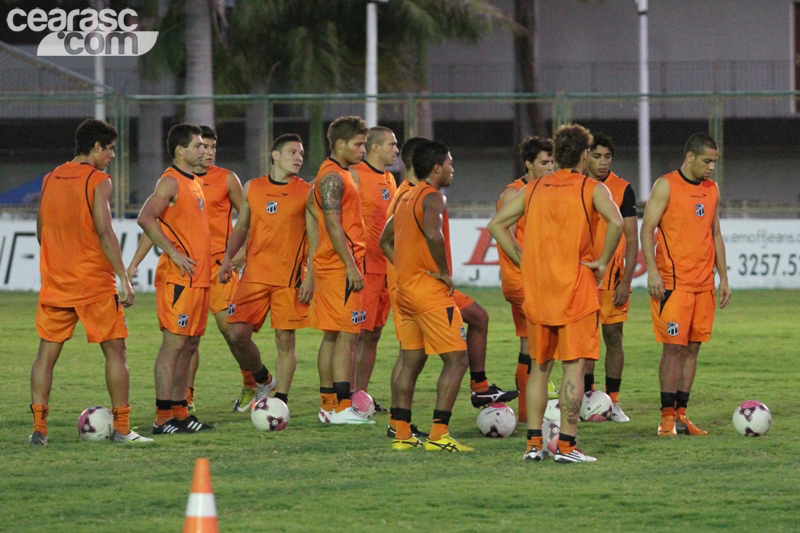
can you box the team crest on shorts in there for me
[382,188,390,201]
[178,314,189,328]
[351,310,366,325]
[695,204,705,217]
[667,322,679,337]
[460,326,466,340]
[227,303,236,316]
[266,201,278,214]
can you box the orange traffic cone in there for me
[183,458,219,533]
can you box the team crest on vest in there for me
[178,314,189,328]
[382,188,390,201]
[695,204,705,217]
[227,303,236,316]
[667,322,679,337]
[266,201,278,214]
[198,197,204,211]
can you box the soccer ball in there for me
[351,390,375,418]
[580,390,613,422]
[732,401,772,437]
[251,397,290,431]
[543,398,560,422]
[476,402,516,438]
[542,419,561,455]
[77,406,114,441]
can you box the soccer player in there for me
[135,123,215,435]
[350,126,398,410]
[584,133,638,422]
[496,135,554,423]
[220,134,312,408]
[489,124,623,463]
[30,118,152,445]
[187,126,245,411]
[640,133,731,437]
[311,116,372,424]
[381,139,473,452]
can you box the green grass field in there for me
[1,288,798,532]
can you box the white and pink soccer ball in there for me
[77,406,114,442]
[542,419,561,455]
[580,390,613,422]
[477,402,516,438]
[351,390,376,418]
[251,397,290,431]
[732,401,772,437]
[543,398,560,423]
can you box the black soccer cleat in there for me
[152,418,193,435]
[181,415,214,432]
[470,384,520,408]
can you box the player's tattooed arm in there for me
[319,173,344,213]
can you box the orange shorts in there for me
[650,289,715,345]
[36,294,127,343]
[362,272,390,331]
[209,260,239,314]
[399,304,466,356]
[598,289,629,325]
[157,283,210,336]
[453,290,474,311]
[505,288,528,338]
[310,268,364,334]
[527,312,600,365]
[227,282,310,332]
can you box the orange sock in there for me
[675,407,686,418]
[31,403,49,436]
[156,408,172,426]
[334,398,352,413]
[112,405,131,435]
[608,391,619,404]
[241,369,257,389]
[186,387,194,405]
[173,405,190,421]
[395,420,412,440]
[429,422,448,441]
[470,379,489,393]
[515,364,528,422]
[661,406,676,417]
[557,440,575,455]
[320,393,337,411]
[526,436,544,452]
[388,417,397,430]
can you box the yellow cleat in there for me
[424,433,475,452]
[392,436,424,450]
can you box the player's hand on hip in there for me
[718,279,732,309]
[612,280,631,306]
[427,271,455,296]
[346,266,364,292]
[119,279,135,307]
[647,271,664,301]
[171,252,197,278]
[580,259,606,286]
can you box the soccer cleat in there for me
[387,424,429,439]
[392,436,425,450]
[253,378,277,406]
[610,403,630,423]
[329,406,376,425]
[181,415,214,432]
[29,431,48,446]
[657,414,677,436]
[152,418,193,435]
[470,384,520,408]
[522,446,548,461]
[676,413,708,436]
[554,447,597,463]
[424,433,475,452]
[318,408,332,423]
[187,402,195,413]
[548,379,559,399]
[112,430,154,444]
[233,387,256,412]
[373,401,390,414]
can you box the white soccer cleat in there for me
[253,377,278,406]
[554,447,597,464]
[522,446,548,462]
[610,403,630,423]
[329,406,376,425]
[112,430,154,444]
[318,408,332,423]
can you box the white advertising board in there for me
[2,218,800,292]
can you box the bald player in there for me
[641,133,730,437]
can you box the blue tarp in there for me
[0,175,44,204]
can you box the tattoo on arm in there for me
[319,174,344,212]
